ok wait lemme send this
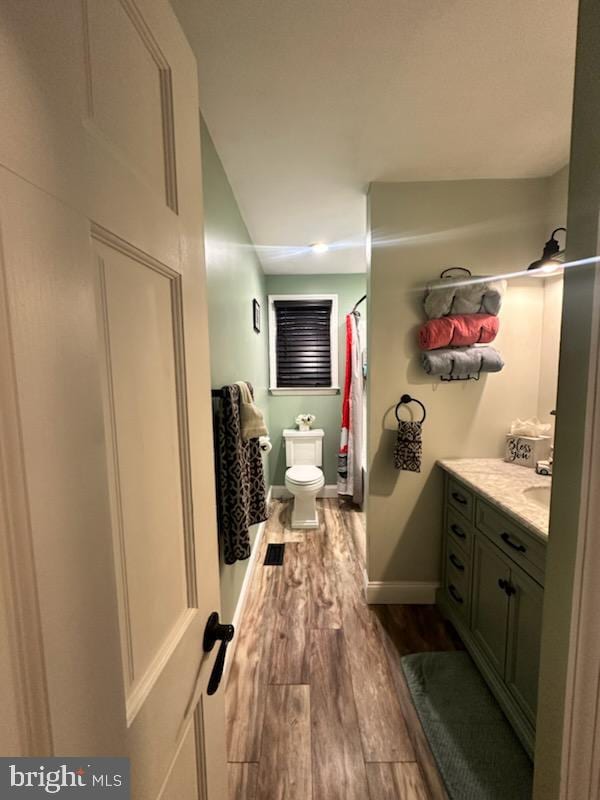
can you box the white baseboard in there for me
[271,484,338,499]
[366,580,440,604]
[223,486,272,686]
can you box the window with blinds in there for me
[272,298,334,388]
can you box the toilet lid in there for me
[286,465,322,484]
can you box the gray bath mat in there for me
[401,651,533,800]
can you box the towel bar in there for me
[439,266,472,279]
[440,373,481,382]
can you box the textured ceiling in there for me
[172,0,577,274]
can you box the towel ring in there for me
[440,267,472,279]
[395,394,427,424]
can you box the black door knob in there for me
[203,612,234,696]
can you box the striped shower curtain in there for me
[337,311,364,505]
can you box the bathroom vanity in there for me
[436,458,551,758]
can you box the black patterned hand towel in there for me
[394,421,423,472]
[216,384,268,564]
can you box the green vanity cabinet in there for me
[437,471,546,757]
[471,534,511,677]
[505,565,544,725]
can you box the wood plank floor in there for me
[225,498,463,799]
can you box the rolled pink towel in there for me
[418,313,499,350]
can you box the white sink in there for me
[524,485,552,509]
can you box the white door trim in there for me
[559,256,600,800]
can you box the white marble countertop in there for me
[437,458,551,541]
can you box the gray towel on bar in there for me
[421,346,504,378]
[216,384,268,564]
[424,276,507,319]
[394,421,422,472]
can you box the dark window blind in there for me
[274,299,333,387]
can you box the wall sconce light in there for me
[527,227,567,271]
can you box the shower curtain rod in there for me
[352,294,367,312]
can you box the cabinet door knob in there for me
[452,491,468,506]
[498,578,516,597]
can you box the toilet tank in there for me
[283,429,324,467]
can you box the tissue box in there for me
[505,435,552,468]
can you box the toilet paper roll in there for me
[259,436,272,454]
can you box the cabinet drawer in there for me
[446,539,470,584]
[446,508,474,554]
[448,477,474,521]
[444,568,469,622]
[476,499,545,584]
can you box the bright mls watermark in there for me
[0,758,129,797]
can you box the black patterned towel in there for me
[216,384,268,564]
[393,421,423,472]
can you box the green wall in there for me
[201,123,367,615]
[265,273,367,485]
[201,118,270,624]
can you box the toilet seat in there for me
[285,465,323,485]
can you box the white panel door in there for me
[0,2,227,798]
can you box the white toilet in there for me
[283,428,325,529]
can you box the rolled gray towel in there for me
[421,346,504,378]
[421,348,455,376]
[424,276,507,319]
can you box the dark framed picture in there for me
[253,298,261,333]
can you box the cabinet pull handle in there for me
[449,553,465,571]
[498,578,516,596]
[501,532,527,553]
[448,584,464,604]
[450,523,466,539]
[452,491,468,506]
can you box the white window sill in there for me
[269,387,340,396]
